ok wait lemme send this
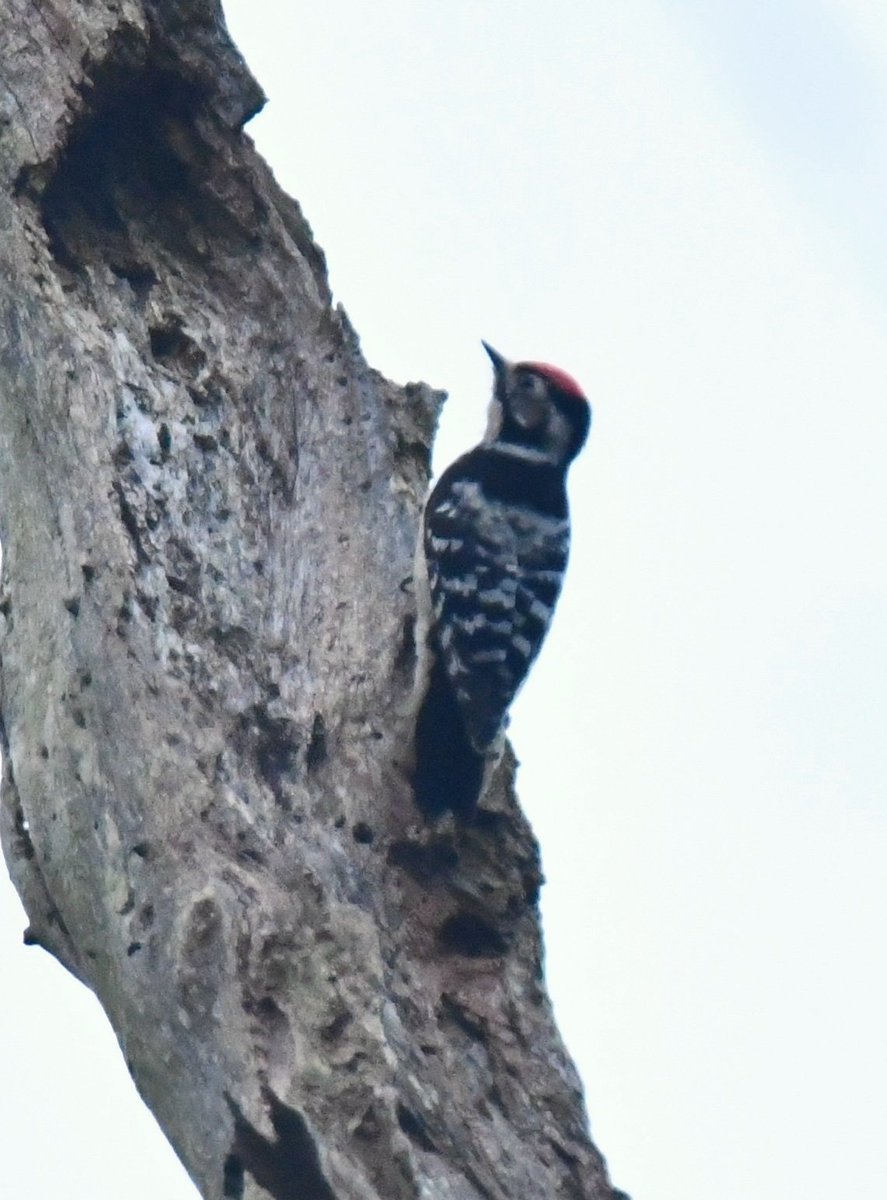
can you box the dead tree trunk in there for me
[0,3,619,1197]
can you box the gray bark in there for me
[0,3,620,1197]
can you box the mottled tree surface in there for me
[0,3,620,1197]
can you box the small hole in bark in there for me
[136,591,158,620]
[81,563,96,584]
[438,912,509,958]
[320,1009,351,1042]
[226,1089,337,1200]
[13,166,32,198]
[39,745,49,760]
[549,1137,581,1168]
[149,322,188,361]
[352,822,374,845]
[130,841,151,859]
[113,440,135,467]
[157,422,172,458]
[223,1153,245,1199]
[110,261,158,293]
[253,997,288,1038]
[333,815,346,830]
[166,573,191,594]
[254,435,271,462]
[439,994,487,1042]
[126,941,142,956]
[394,613,416,674]
[396,1103,437,1154]
[13,802,34,859]
[353,1104,382,1140]
[251,708,298,800]
[472,808,504,833]
[388,838,458,880]
[113,484,149,566]
[64,596,80,617]
[305,713,326,771]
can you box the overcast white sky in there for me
[3,2,887,1197]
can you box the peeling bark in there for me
[0,3,621,1197]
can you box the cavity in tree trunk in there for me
[0,2,621,1197]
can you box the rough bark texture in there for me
[0,3,620,1198]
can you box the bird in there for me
[412,341,591,819]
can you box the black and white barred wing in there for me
[424,475,568,753]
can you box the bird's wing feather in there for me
[424,477,523,751]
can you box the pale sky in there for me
[3,3,886,1197]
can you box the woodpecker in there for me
[413,342,591,819]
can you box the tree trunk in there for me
[0,3,620,1197]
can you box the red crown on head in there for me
[519,362,586,401]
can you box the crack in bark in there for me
[112,480,151,567]
[226,1089,338,1200]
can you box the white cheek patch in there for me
[511,389,546,431]
[484,397,504,441]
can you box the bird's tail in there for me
[413,654,485,820]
